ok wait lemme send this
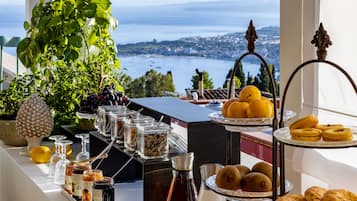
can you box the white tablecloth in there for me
[0,141,143,201]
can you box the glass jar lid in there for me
[138,122,170,134]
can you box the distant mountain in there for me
[117,26,280,71]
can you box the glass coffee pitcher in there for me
[197,163,226,201]
[166,152,197,201]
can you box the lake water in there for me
[119,55,261,94]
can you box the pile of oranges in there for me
[222,85,274,118]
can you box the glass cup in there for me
[54,140,73,185]
[48,135,67,177]
[75,133,90,161]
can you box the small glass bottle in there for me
[64,162,75,195]
[72,162,92,201]
[166,152,198,201]
[93,177,115,201]
[82,169,104,201]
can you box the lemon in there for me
[30,146,52,163]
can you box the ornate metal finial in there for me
[311,23,332,60]
[245,20,258,53]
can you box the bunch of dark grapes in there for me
[79,94,99,114]
[97,85,123,106]
[79,85,127,114]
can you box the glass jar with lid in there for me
[82,169,104,201]
[109,110,137,142]
[123,115,154,151]
[137,122,170,159]
[93,177,115,201]
[71,162,92,201]
[96,105,127,137]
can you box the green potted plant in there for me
[0,73,42,146]
[15,0,122,131]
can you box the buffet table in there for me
[0,141,143,201]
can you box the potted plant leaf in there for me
[16,0,123,131]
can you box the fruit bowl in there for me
[208,110,296,132]
[206,175,293,198]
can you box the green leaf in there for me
[68,35,82,48]
[24,21,30,30]
[82,3,97,18]
[17,38,34,68]
[38,15,51,29]
[48,16,62,27]
[92,0,111,9]
[63,2,75,18]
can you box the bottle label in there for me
[92,189,103,201]
[72,173,83,197]
[82,181,93,201]
[64,175,72,194]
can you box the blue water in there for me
[119,55,261,94]
[0,1,279,94]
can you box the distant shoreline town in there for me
[117,26,280,71]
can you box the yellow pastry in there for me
[290,128,322,141]
[289,115,318,130]
[322,128,353,141]
[277,194,306,201]
[321,189,357,201]
[316,124,344,131]
[305,186,328,201]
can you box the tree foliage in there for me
[253,64,279,95]
[125,69,176,98]
[164,71,175,92]
[223,62,245,88]
[191,71,214,89]
[222,76,241,89]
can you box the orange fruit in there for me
[227,101,250,118]
[239,85,261,102]
[222,99,239,117]
[30,146,52,163]
[247,99,273,118]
